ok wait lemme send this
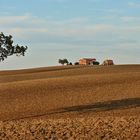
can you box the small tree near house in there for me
[69,62,72,65]
[58,58,69,65]
[74,62,79,65]
[92,61,100,65]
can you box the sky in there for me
[0,0,140,70]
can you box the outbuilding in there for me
[102,59,114,65]
[79,58,96,65]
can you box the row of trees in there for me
[0,32,28,61]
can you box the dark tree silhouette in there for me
[58,58,69,65]
[92,61,100,65]
[0,32,28,61]
[69,62,72,65]
[74,62,79,65]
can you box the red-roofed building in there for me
[79,58,96,65]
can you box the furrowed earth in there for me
[0,65,140,139]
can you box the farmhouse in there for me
[79,58,96,65]
[102,59,114,65]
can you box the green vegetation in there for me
[0,32,28,61]
[92,61,100,65]
[58,58,69,65]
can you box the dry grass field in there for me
[0,65,140,139]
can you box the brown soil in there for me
[0,65,140,139]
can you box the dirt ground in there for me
[0,65,140,139]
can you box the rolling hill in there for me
[0,65,140,139]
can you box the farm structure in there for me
[102,59,114,65]
[79,58,97,65]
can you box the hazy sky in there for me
[0,0,140,70]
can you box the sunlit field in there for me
[0,65,140,139]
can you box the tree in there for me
[74,62,79,65]
[69,62,72,65]
[92,61,100,65]
[58,58,69,65]
[0,32,28,61]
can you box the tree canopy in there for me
[0,32,28,61]
[58,58,69,65]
